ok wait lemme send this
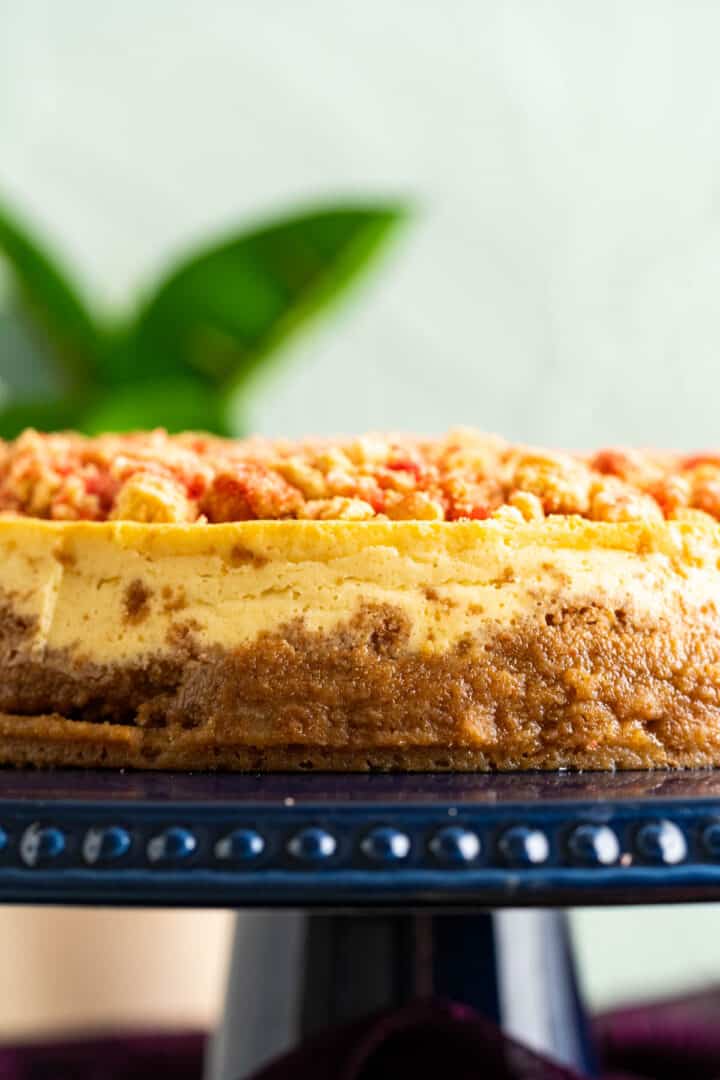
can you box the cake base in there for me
[2,597,720,772]
[0,713,717,772]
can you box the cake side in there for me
[1,515,719,770]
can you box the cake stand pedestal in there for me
[0,769,718,1078]
[207,909,596,1079]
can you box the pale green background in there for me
[2,0,720,1021]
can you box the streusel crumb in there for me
[1,427,719,525]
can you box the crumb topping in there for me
[1,427,719,526]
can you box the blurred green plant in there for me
[0,198,408,437]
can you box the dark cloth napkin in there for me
[251,999,580,1080]
[595,988,720,1080]
[0,1030,204,1080]
[4,991,720,1079]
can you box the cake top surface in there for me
[0,427,718,526]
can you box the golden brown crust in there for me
[0,718,493,771]
[0,721,715,772]
[4,426,720,526]
[3,599,720,771]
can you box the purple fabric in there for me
[597,989,720,1080]
[0,1029,205,1080]
[251,999,581,1080]
[2,991,720,1079]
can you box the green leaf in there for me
[122,202,409,390]
[0,396,87,439]
[0,302,64,400]
[80,376,230,435]
[0,198,102,385]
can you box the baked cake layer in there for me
[1,514,720,770]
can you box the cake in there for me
[0,426,720,771]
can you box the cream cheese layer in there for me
[1,516,719,665]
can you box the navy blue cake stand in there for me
[2,767,720,1079]
[0,769,719,906]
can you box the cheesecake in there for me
[0,426,720,771]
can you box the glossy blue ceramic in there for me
[0,769,719,906]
